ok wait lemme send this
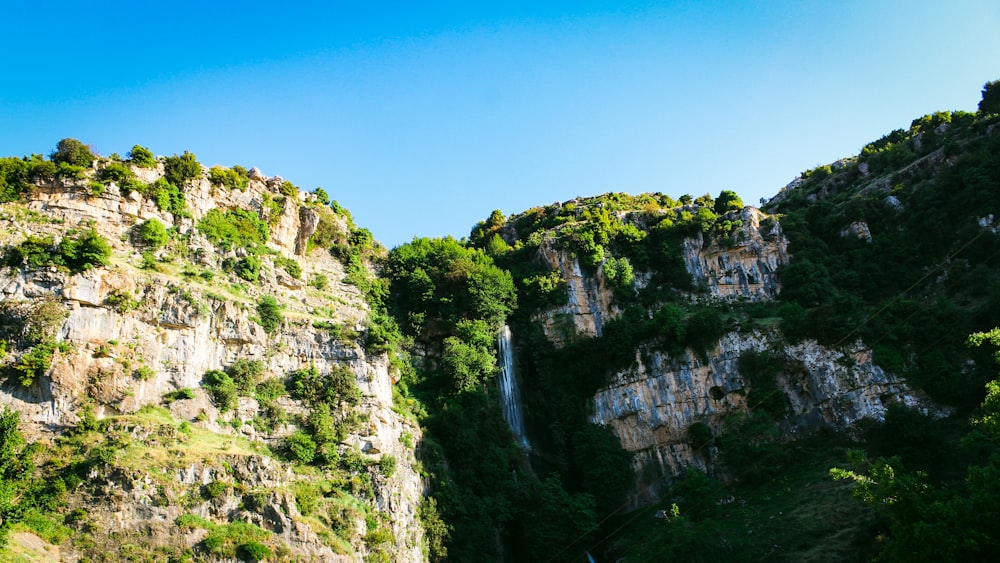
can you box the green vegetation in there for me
[50,138,94,168]
[126,144,156,168]
[770,100,1000,406]
[197,208,269,252]
[256,296,282,334]
[979,79,1000,115]
[136,218,169,248]
[5,228,111,273]
[208,165,249,191]
[162,151,201,187]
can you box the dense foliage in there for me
[770,103,1000,406]
[5,228,111,273]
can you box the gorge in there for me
[1,82,1000,562]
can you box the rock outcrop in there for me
[590,331,930,503]
[527,206,926,505]
[681,207,788,300]
[0,163,424,561]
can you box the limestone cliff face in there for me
[533,206,787,344]
[681,207,787,300]
[533,241,617,344]
[0,164,424,561]
[528,206,925,504]
[590,331,928,503]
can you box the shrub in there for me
[163,151,201,187]
[979,79,1000,115]
[279,180,299,198]
[127,145,156,168]
[208,166,249,191]
[137,218,169,248]
[256,296,282,334]
[98,161,134,186]
[50,138,94,167]
[229,359,264,394]
[15,340,69,386]
[197,208,269,252]
[146,178,186,215]
[275,256,301,279]
[308,273,328,290]
[313,186,330,205]
[201,480,230,500]
[6,229,111,273]
[603,256,635,292]
[203,369,238,411]
[234,255,262,282]
[237,541,271,562]
[714,189,744,214]
[285,431,317,464]
[133,365,155,380]
[163,388,196,403]
[378,454,397,477]
[58,228,112,272]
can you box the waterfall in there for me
[497,324,530,449]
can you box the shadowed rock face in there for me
[526,206,930,505]
[680,207,788,300]
[590,331,931,503]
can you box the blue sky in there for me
[2,1,998,247]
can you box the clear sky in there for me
[2,1,998,247]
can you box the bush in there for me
[50,138,94,167]
[237,541,271,562]
[308,273,328,290]
[59,228,111,271]
[256,296,282,334]
[201,480,230,500]
[979,79,1000,115]
[313,186,330,205]
[163,151,201,187]
[208,165,249,191]
[15,340,69,387]
[6,229,111,273]
[285,431,317,464]
[98,161,134,186]
[203,369,238,411]
[714,190,744,214]
[603,255,635,292]
[146,178,186,215]
[197,208,269,252]
[137,218,169,248]
[276,256,301,279]
[234,255,262,282]
[127,145,156,168]
[229,359,264,394]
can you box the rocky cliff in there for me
[525,205,927,503]
[0,159,424,561]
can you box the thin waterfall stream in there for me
[497,324,530,450]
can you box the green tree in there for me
[163,151,201,187]
[127,145,156,168]
[979,79,1000,115]
[50,138,94,167]
[714,190,744,214]
[313,186,330,205]
[138,218,169,248]
[256,296,282,334]
[58,228,112,272]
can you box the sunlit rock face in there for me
[0,167,424,562]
